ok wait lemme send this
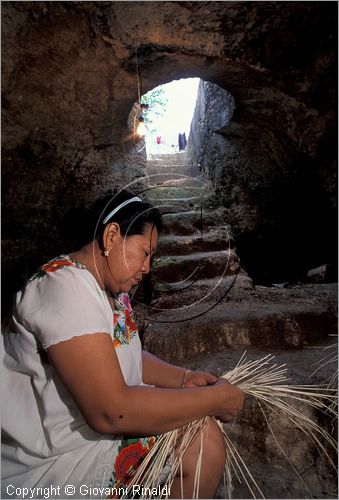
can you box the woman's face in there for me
[106,223,158,293]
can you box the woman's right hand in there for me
[214,378,245,422]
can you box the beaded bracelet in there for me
[180,369,191,388]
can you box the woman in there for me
[1,190,245,499]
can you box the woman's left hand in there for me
[183,370,217,388]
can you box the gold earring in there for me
[104,248,111,257]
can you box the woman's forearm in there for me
[94,383,229,436]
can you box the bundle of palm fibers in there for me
[310,341,338,386]
[309,341,338,428]
[119,353,337,499]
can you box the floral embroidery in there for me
[113,294,138,348]
[42,259,74,273]
[119,293,133,313]
[108,436,157,495]
[27,255,85,283]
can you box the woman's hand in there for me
[182,371,245,423]
[142,352,217,389]
[183,370,217,388]
[214,378,246,423]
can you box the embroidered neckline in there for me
[60,254,87,270]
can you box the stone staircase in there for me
[132,152,338,499]
[146,152,195,184]
[139,153,336,349]
[143,153,252,311]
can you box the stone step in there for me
[152,178,203,189]
[146,167,201,184]
[159,176,204,185]
[146,162,194,173]
[157,229,236,255]
[147,195,208,205]
[147,161,192,167]
[148,153,189,162]
[149,272,254,308]
[160,209,232,235]
[146,184,206,196]
[146,187,214,214]
[152,249,240,281]
[147,174,201,187]
[145,198,209,215]
[131,270,253,312]
[141,289,337,362]
[152,271,252,291]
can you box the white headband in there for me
[102,196,143,225]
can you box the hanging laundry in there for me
[178,132,187,151]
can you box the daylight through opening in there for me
[141,78,200,158]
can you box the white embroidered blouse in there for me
[1,256,143,498]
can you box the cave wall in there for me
[2,1,337,312]
[187,79,337,283]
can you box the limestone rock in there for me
[306,264,334,283]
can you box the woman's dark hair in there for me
[60,190,162,249]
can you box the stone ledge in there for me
[141,286,337,363]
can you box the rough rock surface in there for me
[2,1,337,312]
[187,79,337,284]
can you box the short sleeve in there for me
[15,266,112,349]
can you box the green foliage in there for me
[141,86,168,134]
